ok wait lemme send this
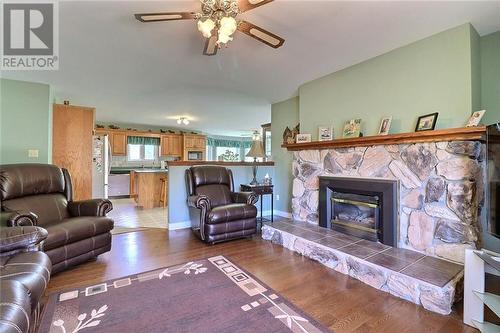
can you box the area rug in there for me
[39,256,330,333]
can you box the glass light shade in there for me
[217,32,233,44]
[219,16,237,36]
[197,18,215,38]
[177,118,182,124]
[182,118,189,125]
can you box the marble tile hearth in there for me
[262,220,464,315]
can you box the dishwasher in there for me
[108,173,130,198]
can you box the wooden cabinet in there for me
[53,104,95,200]
[183,134,206,149]
[111,131,127,156]
[160,134,183,157]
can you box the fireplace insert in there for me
[319,176,398,246]
[331,192,380,242]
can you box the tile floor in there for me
[108,198,168,229]
[267,219,463,287]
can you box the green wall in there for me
[298,24,478,139]
[271,96,299,213]
[0,79,52,164]
[481,30,500,125]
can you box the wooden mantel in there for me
[281,126,487,151]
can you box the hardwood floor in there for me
[46,229,477,333]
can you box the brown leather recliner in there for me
[0,164,114,274]
[186,165,259,243]
[0,215,52,333]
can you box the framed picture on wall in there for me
[415,112,438,132]
[296,134,312,143]
[318,126,333,141]
[465,110,486,127]
[378,117,392,135]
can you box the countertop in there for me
[110,167,168,174]
[167,161,275,167]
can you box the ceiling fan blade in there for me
[203,34,218,56]
[237,20,284,48]
[237,0,273,13]
[134,12,197,23]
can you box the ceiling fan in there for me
[134,0,285,56]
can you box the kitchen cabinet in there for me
[160,134,183,157]
[53,104,95,200]
[111,131,127,156]
[182,134,206,161]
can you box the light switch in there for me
[28,149,39,158]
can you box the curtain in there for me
[127,136,160,146]
[206,137,252,148]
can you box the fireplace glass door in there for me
[331,192,380,241]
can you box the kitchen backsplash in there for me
[111,155,177,168]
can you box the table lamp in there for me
[246,139,266,185]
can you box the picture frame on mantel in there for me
[318,126,333,141]
[342,119,362,138]
[465,110,486,127]
[378,117,392,135]
[415,112,438,132]
[296,134,312,143]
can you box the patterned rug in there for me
[39,256,329,333]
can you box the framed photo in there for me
[378,117,392,135]
[342,119,362,138]
[296,134,312,143]
[415,113,438,132]
[318,126,333,141]
[465,110,486,127]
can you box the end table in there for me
[240,184,273,223]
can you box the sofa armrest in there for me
[1,211,38,227]
[0,226,48,255]
[68,199,113,217]
[231,192,259,205]
[187,195,211,210]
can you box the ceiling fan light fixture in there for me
[197,17,215,38]
[219,16,237,36]
[182,118,190,125]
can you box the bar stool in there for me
[159,177,167,208]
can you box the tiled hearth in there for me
[262,220,464,315]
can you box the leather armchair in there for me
[0,164,114,274]
[0,221,52,333]
[186,165,259,243]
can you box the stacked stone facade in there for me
[291,141,486,263]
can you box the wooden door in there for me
[52,104,95,201]
[170,135,183,156]
[112,132,127,155]
[194,137,206,149]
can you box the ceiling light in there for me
[177,117,190,125]
[197,18,215,38]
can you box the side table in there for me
[240,184,273,223]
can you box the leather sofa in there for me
[0,216,52,333]
[0,164,114,274]
[186,165,258,243]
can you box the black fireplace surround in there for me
[319,176,398,247]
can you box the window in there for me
[216,147,240,161]
[127,144,158,161]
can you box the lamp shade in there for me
[246,140,266,158]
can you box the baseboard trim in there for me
[168,221,191,230]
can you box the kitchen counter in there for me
[111,167,168,174]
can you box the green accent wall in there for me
[481,30,500,125]
[298,24,478,139]
[271,96,299,213]
[0,79,52,164]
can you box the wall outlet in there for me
[28,149,39,158]
[276,194,280,201]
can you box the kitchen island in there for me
[129,169,168,209]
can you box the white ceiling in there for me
[3,1,500,136]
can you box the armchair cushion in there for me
[67,199,113,217]
[0,226,48,255]
[2,193,69,226]
[0,280,31,333]
[1,211,38,227]
[196,184,232,207]
[43,217,114,251]
[208,204,258,224]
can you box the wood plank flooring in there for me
[46,229,477,333]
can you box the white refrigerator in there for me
[92,134,111,199]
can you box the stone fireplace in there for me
[292,140,486,263]
[319,176,398,246]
